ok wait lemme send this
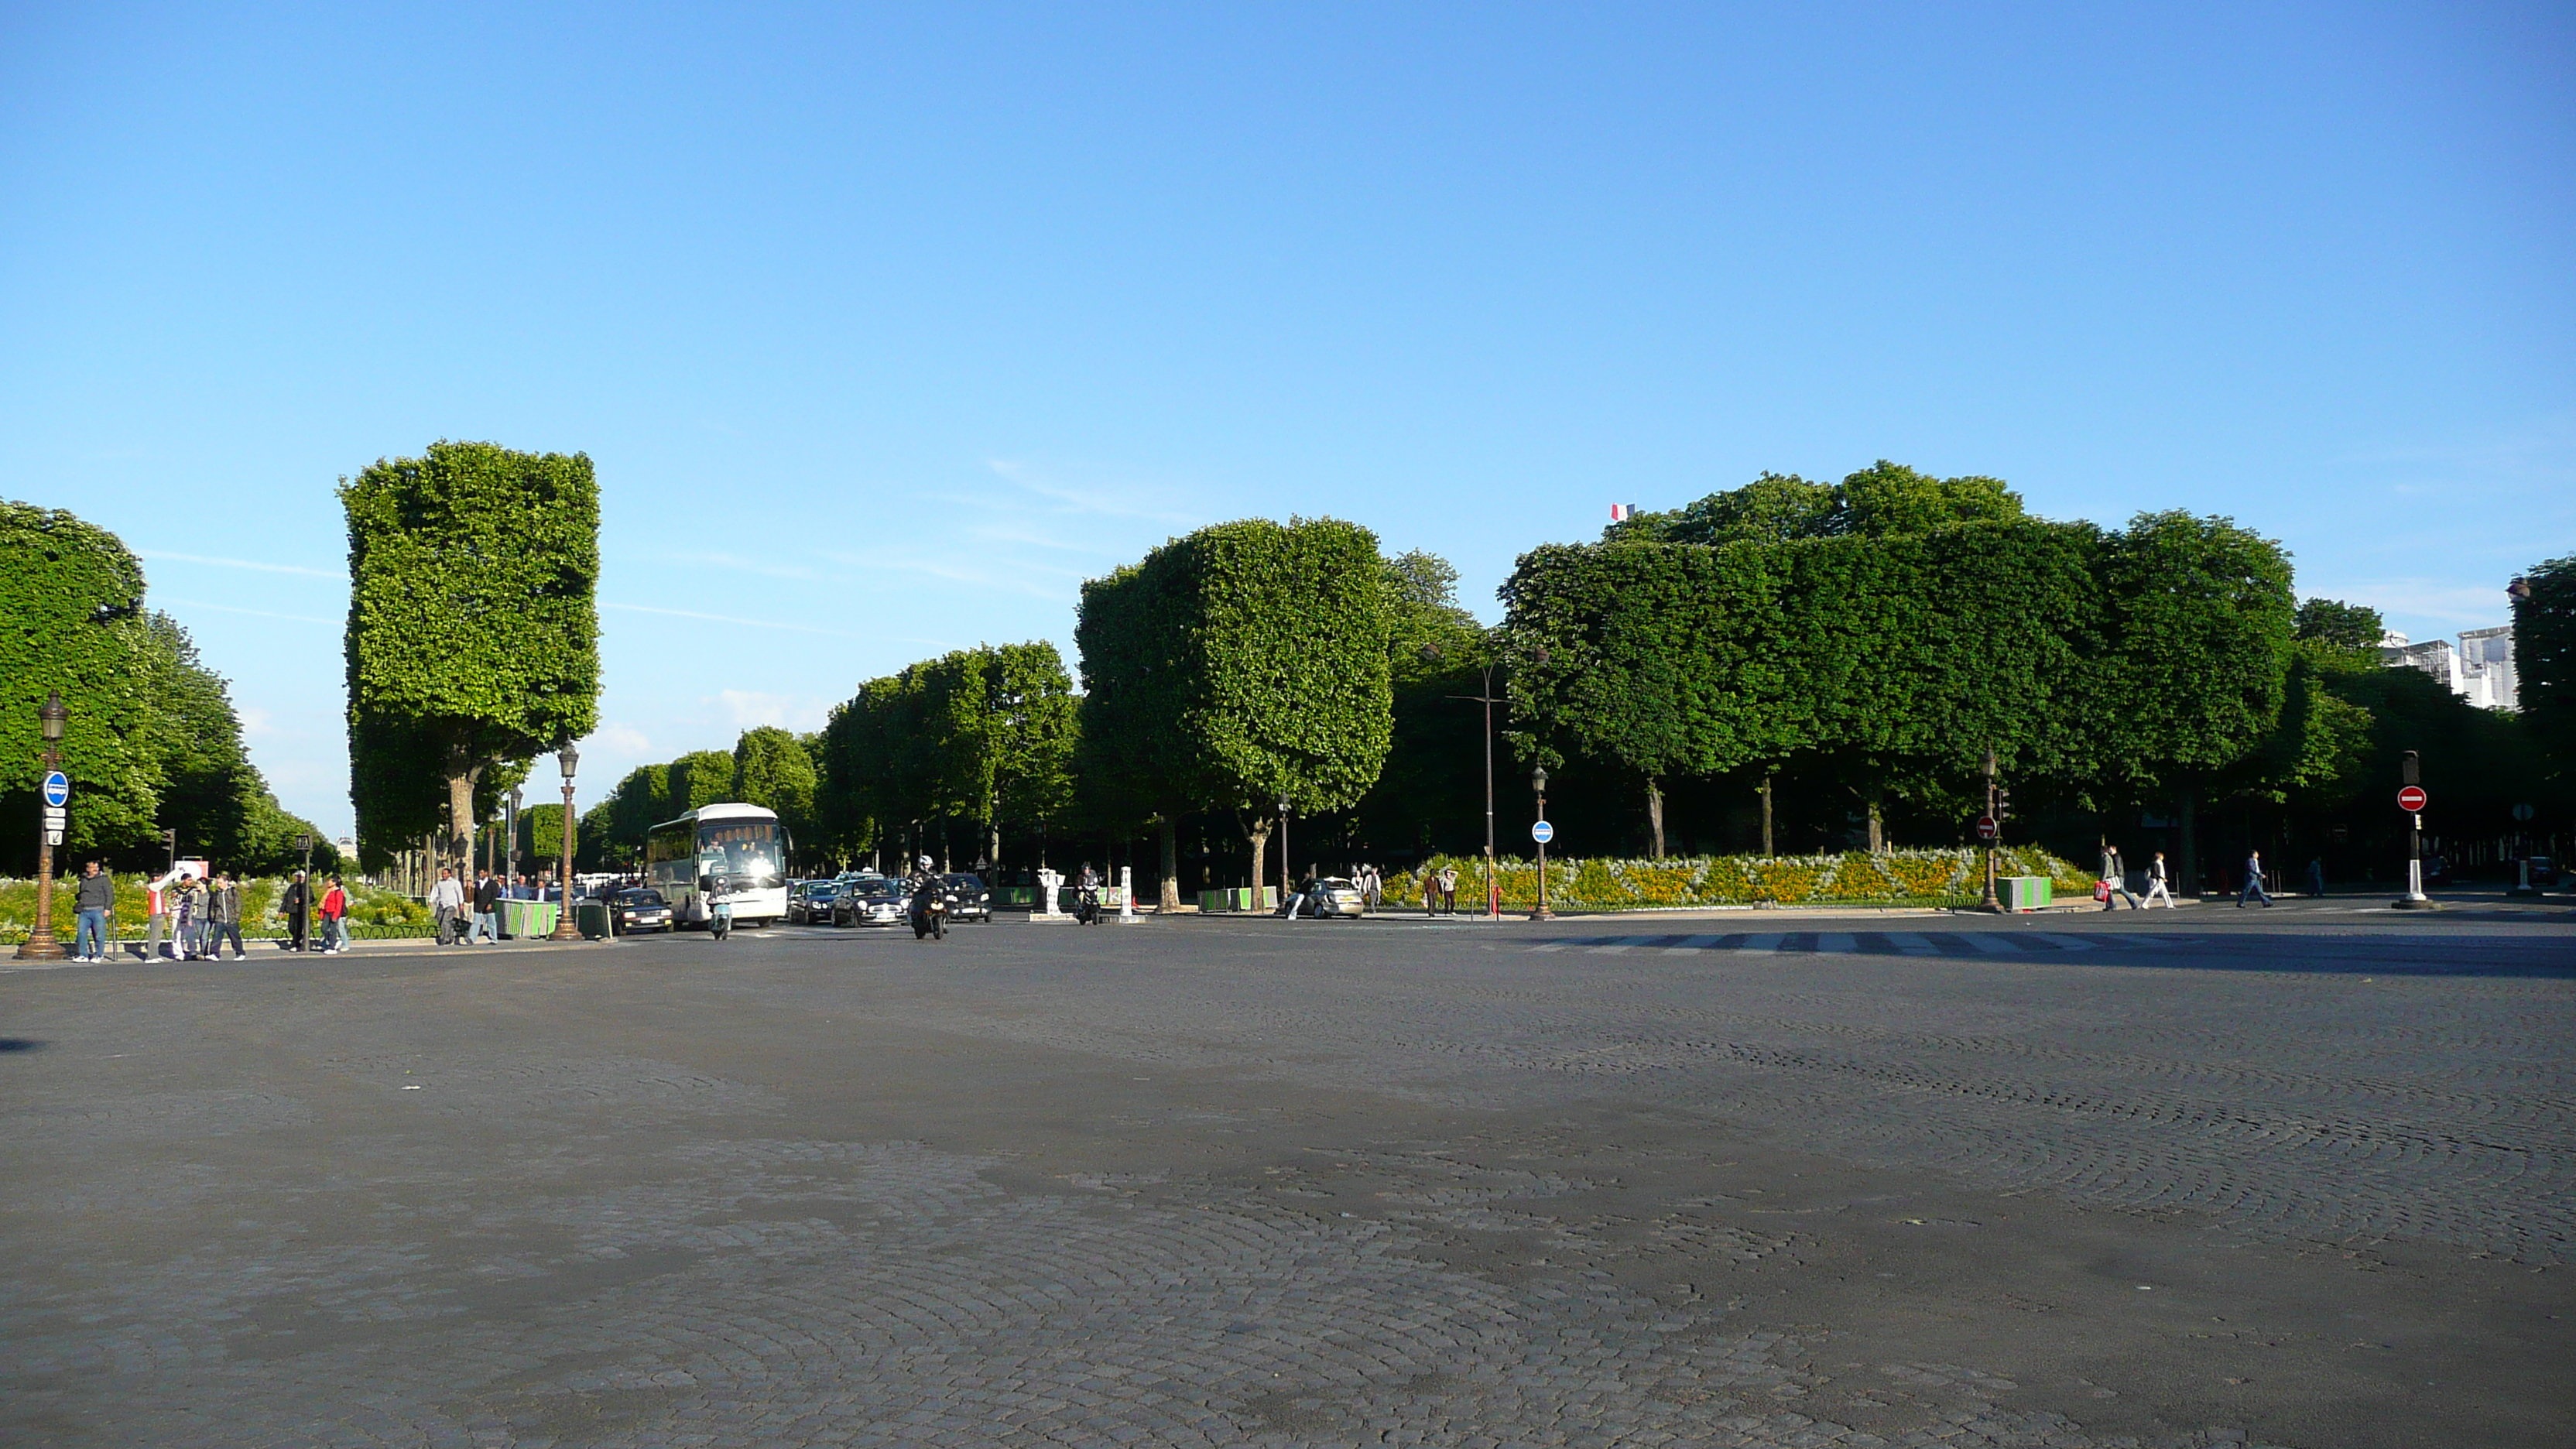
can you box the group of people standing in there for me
[60,862,351,963]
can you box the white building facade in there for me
[2379,626,2519,710]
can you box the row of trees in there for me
[2,501,337,875]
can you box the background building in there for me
[2380,626,2519,710]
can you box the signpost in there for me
[2395,753,2432,908]
[18,694,70,961]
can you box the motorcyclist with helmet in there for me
[907,855,949,940]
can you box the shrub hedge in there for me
[1382,846,2091,911]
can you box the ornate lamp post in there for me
[1530,762,1553,922]
[1276,793,1291,916]
[547,742,583,940]
[16,691,70,961]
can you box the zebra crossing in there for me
[1528,930,2184,959]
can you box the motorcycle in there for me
[910,884,948,940]
[1074,882,1101,926]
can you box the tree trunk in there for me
[1759,774,1775,857]
[1243,813,1274,910]
[444,759,484,876]
[1159,817,1180,912]
[1646,777,1665,859]
[1867,791,1884,855]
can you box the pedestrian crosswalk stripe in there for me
[1527,931,2181,960]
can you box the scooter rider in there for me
[1074,861,1102,926]
[909,856,948,938]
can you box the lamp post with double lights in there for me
[547,743,583,940]
[16,691,70,961]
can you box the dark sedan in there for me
[789,880,844,926]
[610,888,674,934]
[835,878,909,927]
[940,873,995,923]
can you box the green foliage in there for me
[731,726,820,849]
[2294,597,2386,653]
[1377,844,2089,911]
[600,764,670,851]
[1382,550,1487,686]
[2093,510,2297,790]
[667,750,739,813]
[0,500,160,860]
[2517,556,2576,774]
[1077,517,1393,820]
[0,502,331,875]
[815,642,1078,865]
[1607,462,2026,546]
[342,441,601,867]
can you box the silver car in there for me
[1289,878,1368,919]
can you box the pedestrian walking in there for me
[469,868,502,944]
[144,863,183,959]
[281,870,310,952]
[2143,851,2175,908]
[207,872,247,959]
[2238,849,2274,908]
[173,873,204,959]
[430,868,467,944]
[1360,863,1382,914]
[319,875,350,952]
[74,860,115,961]
[2099,844,2140,910]
[2305,856,2327,899]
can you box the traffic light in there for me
[2400,750,2420,786]
[1994,785,2013,824]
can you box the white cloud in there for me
[138,550,343,581]
[987,458,1201,526]
[593,722,653,755]
[715,690,830,731]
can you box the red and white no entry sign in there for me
[2397,785,2427,812]
[1974,814,1999,841]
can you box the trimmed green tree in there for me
[2516,556,2575,781]
[343,442,600,872]
[1077,518,1393,908]
[0,500,162,865]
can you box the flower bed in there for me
[1382,845,2091,913]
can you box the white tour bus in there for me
[647,803,790,930]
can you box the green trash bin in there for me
[1999,876,2053,912]
[576,903,611,940]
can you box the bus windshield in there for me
[697,820,783,887]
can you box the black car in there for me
[834,876,907,927]
[939,873,993,923]
[789,880,844,925]
[610,888,674,934]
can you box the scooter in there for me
[1074,883,1101,926]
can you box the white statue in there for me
[1034,867,1065,920]
[1118,864,1139,923]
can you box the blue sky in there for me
[5,2,2569,840]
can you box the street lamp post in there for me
[506,786,522,894]
[1442,658,1505,920]
[548,743,583,940]
[1530,762,1553,922]
[16,691,70,961]
[1276,793,1291,917]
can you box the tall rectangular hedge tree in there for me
[1077,518,1393,909]
[342,442,601,871]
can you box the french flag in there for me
[1610,502,1640,522]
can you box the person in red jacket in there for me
[317,876,351,954]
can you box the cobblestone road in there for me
[3,907,2569,1447]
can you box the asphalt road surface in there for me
[4,902,2571,1447]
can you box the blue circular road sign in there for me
[1530,819,1555,844]
[41,770,69,808]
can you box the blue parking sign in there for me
[42,770,69,808]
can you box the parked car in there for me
[1287,877,1368,919]
[789,880,844,925]
[610,888,674,934]
[837,877,909,927]
[2526,855,2558,887]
